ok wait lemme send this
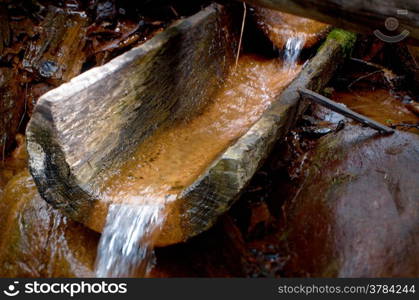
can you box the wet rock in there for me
[0,171,99,277]
[0,137,98,278]
[248,201,273,236]
[152,215,250,277]
[252,7,330,49]
[281,125,419,277]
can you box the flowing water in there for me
[95,203,165,277]
[93,54,302,277]
[253,9,330,72]
[253,8,328,70]
[283,37,305,71]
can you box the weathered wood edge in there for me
[166,29,357,246]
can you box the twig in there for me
[390,123,419,130]
[170,6,179,17]
[348,70,382,90]
[350,57,391,72]
[2,134,6,166]
[19,82,28,130]
[235,2,247,69]
[299,88,394,134]
[350,57,397,88]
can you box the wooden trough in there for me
[26,3,356,246]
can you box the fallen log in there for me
[239,0,419,42]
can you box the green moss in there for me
[328,29,357,56]
[318,28,357,58]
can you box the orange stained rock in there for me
[0,136,99,278]
[253,7,330,49]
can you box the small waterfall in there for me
[95,203,165,277]
[283,36,305,70]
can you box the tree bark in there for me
[239,0,419,42]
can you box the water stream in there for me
[95,203,165,277]
[283,36,305,71]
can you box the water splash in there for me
[283,36,305,71]
[95,203,165,278]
